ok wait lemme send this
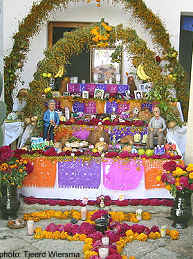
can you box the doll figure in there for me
[43,99,59,142]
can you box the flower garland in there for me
[23,209,151,223]
[4,0,188,120]
[23,196,174,207]
[24,209,179,258]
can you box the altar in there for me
[21,156,177,200]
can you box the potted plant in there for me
[0,146,33,219]
[159,161,193,229]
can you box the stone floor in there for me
[0,200,193,259]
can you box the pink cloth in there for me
[102,159,144,190]
[86,84,96,95]
[106,84,118,94]
[84,101,96,114]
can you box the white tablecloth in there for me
[3,121,24,146]
[21,167,172,200]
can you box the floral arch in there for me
[4,0,188,120]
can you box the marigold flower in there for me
[188,172,193,179]
[142,211,151,220]
[186,164,193,172]
[136,233,148,241]
[169,230,179,240]
[165,185,171,191]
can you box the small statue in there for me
[147,106,166,149]
[43,99,60,142]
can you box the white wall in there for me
[3,0,193,89]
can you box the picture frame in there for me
[94,89,105,99]
[125,90,130,98]
[134,90,143,99]
[82,90,89,99]
[139,83,152,93]
[91,49,122,83]
[52,91,61,98]
[63,92,70,96]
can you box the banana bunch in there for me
[137,64,151,81]
[54,65,64,78]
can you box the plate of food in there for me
[7,218,26,229]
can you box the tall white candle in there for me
[81,206,87,220]
[160,225,167,237]
[102,236,109,246]
[27,220,34,235]
[98,247,109,259]
[136,209,143,221]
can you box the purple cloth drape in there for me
[58,159,101,188]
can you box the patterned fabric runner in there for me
[102,159,143,190]
[23,157,57,187]
[58,159,101,188]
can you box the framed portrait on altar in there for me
[91,49,122,83]
[134,90,143,99]
[82,91,89,99]
[94,89,105,99]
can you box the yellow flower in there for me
[188,172,193,179]
[169,230,179,240]
[156,175,161,182]
[148,232,160,240]
[186,164,193,172]
[79,234,87,241]
[165,185,171,191]
[136,233,148,241]
[142,211,151,220]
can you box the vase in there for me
[172,191,192,229]
[0,184,20,219]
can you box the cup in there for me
[27,220,34,235]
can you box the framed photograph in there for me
[139,83,152,92]
[94,89,105,99]
[52,91,61,98]
[134,90,143,99]
[63,92,70,96]
[125,90,130,98]
[91,49,122,83]
[82,91,89,99]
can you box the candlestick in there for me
[27,220,34,235]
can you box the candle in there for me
[93,73,98,83]
[98,247,109,259]
[15,219,20,226]
[109,78,112,84]
[102,236,109,246]
[160,225,167,237]
[81,206,87,220]
[116,74,120,83]
[27,220,34,235]
[136,209,143,221]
